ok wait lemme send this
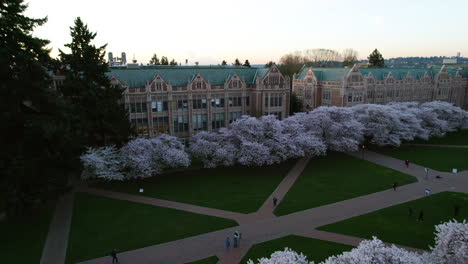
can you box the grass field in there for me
[96,160,296,213]
[186,256,219,264]
[274,152,416,216]
[375,146,468,172]
[240,235,353,263]
[412,129,468,145]
[0,200,56,264]
[66,193,237,264]
[317,192,468,250]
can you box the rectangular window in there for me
[232,81,238,88]
[130,102,147,113]
[229,111,242,123]
[245,96,250,107]
[152,116,169,134]
[173,115,188,133]
[196,82,202,89]
[264,97,268,107]
[192,114,208,131]
[193,98,207,109]
[229,97,242,107]
[156,83,162,90]
[152,101,168,112]
[212,113,225,129]
[176,99,188,110]
[132,118,148,135]
[323,91,331,100]
[348,94,353,102]
[211,98,225,108]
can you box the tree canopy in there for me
[368,49,385,68]
[0,0,74,216]
[59,17,132,147]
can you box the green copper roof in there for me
[295,66,468,82]
[106,66,263,88]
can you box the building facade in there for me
[107,65,290,138]
[293,64,468,111]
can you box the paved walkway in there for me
[78,151,468,264]
[40,177,76,264]
[298,229,427,254]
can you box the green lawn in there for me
[241,235,353,264]
[413,129,468,145]
[375,146,468,172]
[66,193,237,264]
[95,160,296,213]
[0,200,57,264]
[318,192,468,250]
[186,256,219,264]
[274,152,416,216]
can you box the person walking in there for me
[424,167,429,180]
[233,232,239,248]
[393,182,397,191]
[405,160,409,168]
[425,188,431,195]
[417,210,424,221]
[110,249,118,263]
[273,197,278,207]
[226,237,230,250]
[234,231,240,247]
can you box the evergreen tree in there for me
[243,60,251,67]
[0,0,74,216]
[221,60,227,66]
[169,59,177,65]
[161,56,169,65]
[368,49,385,68]
[265,61,275,67]
[149,53,160,65]
[59,17,131,147]
[233,58,241,66]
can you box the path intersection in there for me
[40,147,468,264]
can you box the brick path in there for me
[41,151,468,264]
[40,177,76,264]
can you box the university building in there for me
[106,65,290,138]
[292,64,468,110]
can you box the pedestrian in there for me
[454,204,460,217]
[226,237,230,250]
[273,197,278,207]
[425,188,431,195]
[424,167,429,179]
[408,207,413,217]
[233,232,239,248]
[393,182,397,191]
[418,210,424,221]
[405,160,409,168]
[110,249,118,264]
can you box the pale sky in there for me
[25,0,468,65]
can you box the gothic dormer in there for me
[150,74,168,92]
[190,73,208,90]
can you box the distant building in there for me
[107,65,290,138]
[108,51,127,66]
[443,58,458,64]
[293,64,468,111]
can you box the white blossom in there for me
[80,146,125,180]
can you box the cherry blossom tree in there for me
[428,220,468,264]
[351,104,404,146]
[80,146,125,180]
[121,135,190,179]
[247,248,314,264]
[247,220,468,264]
[322,237,423,264]
[420,101,466,135]
[292,106,363,152]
